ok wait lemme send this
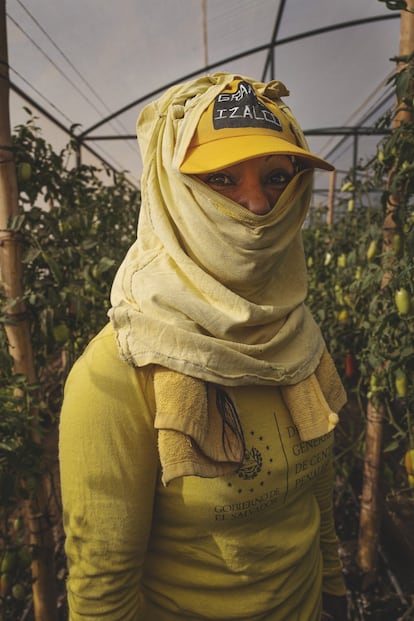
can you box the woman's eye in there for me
[266,170,294,187]
[203,173,234,187]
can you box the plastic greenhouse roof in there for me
[6,0,401,193]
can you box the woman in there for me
[59,73,348,620]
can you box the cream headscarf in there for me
[109,73,346,483]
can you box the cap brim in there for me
[180,135,334,174]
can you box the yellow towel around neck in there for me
[153,348,345,485]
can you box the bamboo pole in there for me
[357,1,414,579]
[326,169,336,227]
[357,400,385,579]
[0,3,58,619]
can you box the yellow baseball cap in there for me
[180,79,334,174]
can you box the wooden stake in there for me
[326,169,336,228]
[0,3,58,619]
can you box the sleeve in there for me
[59,328,159,620]
[312,444,347,597]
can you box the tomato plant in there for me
[304,53,414,504]
[0,115,140,618]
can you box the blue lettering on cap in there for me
[213,81,282,131]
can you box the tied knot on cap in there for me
[261,80,290,100]
[171,104,185,120]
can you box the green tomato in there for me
[366,240,377,261]
[337,309,349,323]
[12,583,26,601]
[341,181,354,192]
[53,323,70,343]
[395,369,408,398]
[324,252,332,266]
[17,162,32,182]
[392,233,402,255]
[1,551,16,573]
[337,253,347,268]
[395,288,411,315]
[370,375,378,392]
[13,517,23,533]
[405,449,414,476]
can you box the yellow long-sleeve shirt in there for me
[59,324,346,620]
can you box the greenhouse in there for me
[1,1,414,620]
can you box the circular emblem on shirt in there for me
[238,447,263,480]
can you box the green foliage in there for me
[7,115,140,402]
[0,115,140,615]
[304,53,414,496]
[0,362,42,615]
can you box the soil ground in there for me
[334,484,414,620]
